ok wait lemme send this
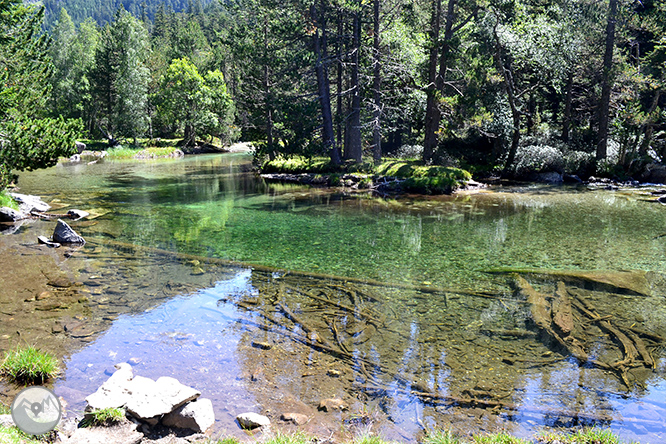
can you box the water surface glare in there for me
[6,153,666,442]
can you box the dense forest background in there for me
[3,0,666,185]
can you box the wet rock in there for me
[37,235,61,248]
[327,369,342,377]
[162,398,215,433]
[70,154,81,162]
[37,291,53,300]
[9,192,50,213]
[318,398,348,412]
[190,267,205,276]
[124,376,201,425]
[251,341,272,350]
[68,209,90,220]
[53,219,86,244]
[48,276,72,288]
[534,172,563,184]
[280,413,309,425]
[76,141,86,153]
[0,207,24,222]
[236,412,270,429]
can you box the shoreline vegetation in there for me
[0,420,641,444]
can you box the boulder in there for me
[9,193,50,213]
[317,398,348,412]
[236,412,270,429]
[70,154,81,162]
[0,207,23,222]
[75,141,86,153]
[67,209,90,220]
[53,219,86,244]
[38,235,61,248]
[534,171,563,184]
[124,376,200,425]
[162,398,214,433]
[86,363,135,411]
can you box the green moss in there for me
[0,346,59,384]
[262,156,333,174]
[81,407,125,427]
[0,191,19,210]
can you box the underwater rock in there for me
[67,209,90,220]
[53,219,86,244]
[318,398,348,412]
[280,412,309,425]
[9,192,50,213]
[236,412,270,429]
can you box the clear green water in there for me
[9,154,666,442]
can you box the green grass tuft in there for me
[0,424,44,444]
[81,407,125,427]
[0,346,59,384]
[423,430,463,444]
[0,191,19,210]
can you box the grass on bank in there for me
[0,346,59,385]
[0,191,19,210]
[262,156,473,194]
[80,407,125,428]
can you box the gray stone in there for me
[0,207,23,222]
[76,141,86,153]
[279,412,309,425]
[38,235,61,248]
[58,418,142,444]
[70,154,81,162]
[86,363,135,412]
[124,376,200,424]
[162,398,215,433]
[9,192,50,213]
[317,398,348,412]
[53,219,86,244]
[236,412,270,429]
[67,209,90,220]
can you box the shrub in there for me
[0,191,19,210]
[511,144,565,176]
[0,346,59,384]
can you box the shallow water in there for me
[2,154,666,442]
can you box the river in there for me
[1,153,665,442]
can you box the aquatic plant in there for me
[0,346,59,384]
[81,407,126,427]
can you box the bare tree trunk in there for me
[597,0,618,163]
[562,70,573,141]
[264,22,275,160]
[346,2,362,163]
[336,14,344,151]
[423,0,442,163]
[372,0,382,165]
[492,20,521,173]
[313,0,341,166]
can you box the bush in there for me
[0,346,59,384]
[511,144,565,176]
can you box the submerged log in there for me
[489,267,651,296]
[552,281,574,335]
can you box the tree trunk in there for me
[336,14,344,151]
[264,22,275,161]
[562,70,573,141]
[346,2,362,163]
[492,20,521,173]
[597,0,618,163]
[313,0,341,166]
[423,0,442,163]
[372,0,382,165]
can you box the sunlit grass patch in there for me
[0,346,59,384]
[0,191,19,210]
[81,407,125,428]
[106,146,181,160]
[0,424,44,444]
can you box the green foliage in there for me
[156,57,235,145]
[81,407,125,427]
[0,424,44,444]
[106,146,181,159]
[423,430,463,444]
[0,345,60,384]
[0,191,19,210]
[262,157,335,174]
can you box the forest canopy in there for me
[2,0,666,191]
